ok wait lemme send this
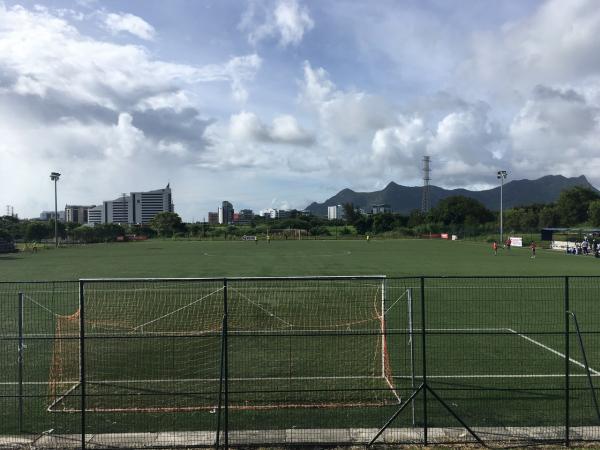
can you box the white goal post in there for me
[47,276,410,413]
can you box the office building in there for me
[236,209,254,225]
[39,211,65,221]
[208,212,219,225]
[88,185,174,226]
[65,205,95,224]
[219,201,234,225]
[87,205,104,225]
[372,204,392,214]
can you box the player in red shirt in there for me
[492,241,498,256]
[505,238,511,251]
[530,241,536,258]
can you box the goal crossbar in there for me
[47,276,406,413]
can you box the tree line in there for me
[2,186,600,243]
[343,186,600,235]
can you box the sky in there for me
[2,0,600,221]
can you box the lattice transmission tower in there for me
[421,156,431,213]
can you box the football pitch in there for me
[2,238,600,280]
[1,239,600,447]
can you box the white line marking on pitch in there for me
[4,373,599,386]
[507,328,600,375]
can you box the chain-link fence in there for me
[1,276,599,448]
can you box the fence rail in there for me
[1,276,600,449]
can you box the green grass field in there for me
[2,239,600,446]
[2,238,600,280]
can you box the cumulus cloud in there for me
[370,101,507,187]
[468,0,600,94]
[371,117,431,165]
[102,12,156,40]
[0,3,261,218]
[510,85,600,177]
[0,4,261,110]
[240,0,314,47]
[229,111,315,145]
[300,62,394,141]
[197,110,319,176]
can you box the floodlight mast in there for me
[50,172,61,248]
[497,170,508,244]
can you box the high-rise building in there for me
[88,185,174,226]
[371,204,392,214]
[131,185,174,225]
[236,209,254,225]
[327,205,344,220]
[39,211,65,221]
[208,212,219,225]
[87,205,104,225]
[65,205,96,224]
[219,201,234,224]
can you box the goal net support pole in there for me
[408,288,416,426]
[17,292,24,433]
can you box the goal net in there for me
[48,277,402,413]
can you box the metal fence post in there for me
[565,276,570,447]
[17,292,24,433]
[421,277,427,445]
[215,313,226,449]
[79,281,86,450]
[223,278,229,450]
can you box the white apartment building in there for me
[88,185,174,226]
[327,205,344,220]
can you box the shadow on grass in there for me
[0,255,21,260]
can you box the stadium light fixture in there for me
[497,170,508,245]
[50,172,61,248]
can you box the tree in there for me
[429,196,494,225]
[0,228,12,242]
[556,186,600,226]
[25,222,51,241]
[343,203,361,224]
[71,225,97,243]
[96,223,126,241]
[372,213,395,233]
[48,219,67,238]
[538,205,560,228]
[589,200,600,227]
[407,210,425,227]
[0,215,21,240]
[149,212,183,237]
[353,215,373,235]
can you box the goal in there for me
[48,277,402,413]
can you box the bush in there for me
[309,226,330,236]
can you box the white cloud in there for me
[468,0,600,94]
[510,85,600,177]
[224,54,262,103]
[0,4,261,109]
[300,61,394,141]
[135,91,191,112]
[240,0,314,47]
[229,111,314,146]
[369,101,507,187]
[0,3,261,219]
[371,117,430,165]
[270,115,314,144]
[102,12,156,40]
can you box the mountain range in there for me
[304,175,598,216]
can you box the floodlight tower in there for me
[421,156,431,214]
[50,172,61,248]
[497,170,508,244]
